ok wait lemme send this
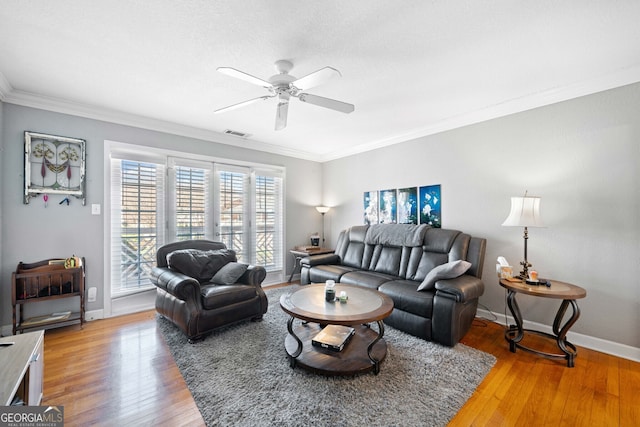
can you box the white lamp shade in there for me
[315,206,330,214]
[502,196,545,227]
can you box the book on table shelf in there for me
[312,325,356,352]
[20,311,72,327]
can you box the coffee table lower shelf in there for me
[284,322,387,376]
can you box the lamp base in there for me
[518,260,532,280]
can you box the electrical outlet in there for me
[88,287,97,302]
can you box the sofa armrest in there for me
[435,274,484,303]
[300,253,340,267]
[237,265,267,287]
[150,266,200,302]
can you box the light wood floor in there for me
[41,304,639,426]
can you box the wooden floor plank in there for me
[41,310,205,427]
[38,300,638,427]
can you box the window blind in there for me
[168,157,214,241]
[110,158,165,297]
[214,164,250,263]
[253,172,284,271]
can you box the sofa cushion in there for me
[370,245,402,276]
[308,265,358,284]
[339,270,397,289]
[379,280,434,318]
[200,284,257,310]
[417,260,471,291]
[335,225,369,268]
[211,262,248,285]
[167,249,236,283]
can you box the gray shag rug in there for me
[157,285,496,427]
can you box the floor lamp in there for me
[502,194,544,279]
[315,206,330,246]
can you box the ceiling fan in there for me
[214,60,355,131]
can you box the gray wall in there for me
[0,104,323,327]
[323,83,640,350]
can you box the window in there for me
[110,158,165,297]
[254,172,283,271]
[213,165,284,274]
[215,166,249,262]
[175,166,206,240]
[168,158,214,242]
[108,144,285,303]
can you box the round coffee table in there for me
[279,284,394,376]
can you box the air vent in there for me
[224,129,250,138]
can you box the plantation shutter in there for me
[214,164,250,263]
[110,155,165,297]
[253,168,284,272]
[168,157,214,241]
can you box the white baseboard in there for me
[476,308,640,363]
[0,324,12,337]
[85,309,104,322]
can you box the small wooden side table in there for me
[288,246,334,282]
[499,278,587,367]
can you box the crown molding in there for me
[1,88,319,162]
[318,64,640,162]
[3,65,640,163]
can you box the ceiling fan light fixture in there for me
[216,60,355,130]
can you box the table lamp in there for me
[315,206,330,245]
[502,193,544,279]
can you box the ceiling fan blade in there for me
[297,93,355,114]
[291,67,341,91]
[275,93,290,131]
[214,95,274,114]
[217,67,273,88]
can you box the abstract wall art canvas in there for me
[379,189,397,223]
[364,191,379,225]
[419,184,441,228]
[397,187,418,224]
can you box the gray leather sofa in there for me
[150,240,268,342]
[300,224,486,346]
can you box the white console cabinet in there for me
[0,330,44,406]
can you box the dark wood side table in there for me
[499,278,587,367]
[288,246,334,282]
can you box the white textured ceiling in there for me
[1,1,640,161]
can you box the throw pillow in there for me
[211,262,248,285]
[417,260,472,291]
[167,249,237,282]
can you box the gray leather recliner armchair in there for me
[150,240,268,342]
